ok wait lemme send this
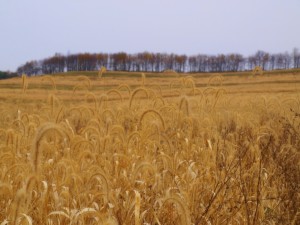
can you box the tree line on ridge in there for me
[17,49,300,75]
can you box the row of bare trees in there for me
[17,49,300,75]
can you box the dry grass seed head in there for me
[117,83,131,96]
[139,109,165,131]
[106,89,123,102]
[207,73,224,86]
[31,123,70,173]
[179,96,190,116]
[41,75,57,91]
[160,194,191,225]
[85,92,98,110]
[129,88,149,108]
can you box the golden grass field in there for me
[0,70,299,224]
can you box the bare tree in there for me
[293,48,300,68]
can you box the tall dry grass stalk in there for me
[21,74,28,93]
[134,190,141,225]
[98,66,107,78]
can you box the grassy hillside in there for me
[0,70,299,224]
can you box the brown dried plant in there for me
[0,71,299,225]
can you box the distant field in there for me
[0,70,299,224]
[1,69,300,102]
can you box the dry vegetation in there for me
[0,70,299,224]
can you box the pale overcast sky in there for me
[0,0,299,71]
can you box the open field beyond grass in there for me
[0,71,299,224]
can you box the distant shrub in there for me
[0,71,17,79]
[252,66,263,76]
